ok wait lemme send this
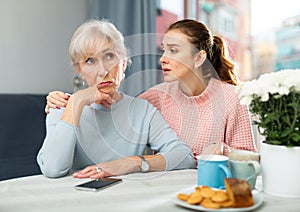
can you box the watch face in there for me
[141,160,150,172]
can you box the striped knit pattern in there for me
[139,78,256,156]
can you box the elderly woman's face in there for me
[78,42,126,94]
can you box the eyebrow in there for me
[93,47,114,57]
[100,48,114,54]
[161,43,181,48]
[101,48,113,53]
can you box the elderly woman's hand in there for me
[73,157,140,179]
[73,86,114,108]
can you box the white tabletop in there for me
[0,169,299,212]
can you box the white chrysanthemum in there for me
[238,69,300,105]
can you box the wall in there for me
[0,0,88,94]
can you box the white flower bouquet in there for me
[237,69,300,146]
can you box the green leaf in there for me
[267,140,282,145]
[292,133,300,142]
[281,128,291,137]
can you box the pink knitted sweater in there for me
[139,78,256,156]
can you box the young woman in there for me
[44,19,256,158]
[37,19,195,179]
[140,20,256,155]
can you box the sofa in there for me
[0,94,46,181]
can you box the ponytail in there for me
[211,35,238,85]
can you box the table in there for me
[0,169,299,212]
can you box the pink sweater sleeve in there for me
[138,89,162,110]
[224,101,257,154]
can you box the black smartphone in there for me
[74,178,122,191]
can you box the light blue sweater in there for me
[37,94,195,178]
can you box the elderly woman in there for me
[37,19,195,179]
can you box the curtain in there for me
[89,0,161,96]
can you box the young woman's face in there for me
[160,29,198,83]
[78,42,126,94]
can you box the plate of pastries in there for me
[172,178,263,211]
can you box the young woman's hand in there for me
[45,91,70,113]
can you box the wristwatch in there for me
[138,155,150,173]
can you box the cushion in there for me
[0,94,46,180]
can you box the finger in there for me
[48,91,64,99]
[73,166,96,178]
[60,92,71,102]
[49,91,70,107]
[101,94,114,104]
[94,92,112,105]
[73,170,94,178]
[53,93,69,105]
[47,96,66,108]
[101,100,112,109]
[98,92,110,99]
[79,166,95,174]
[53,91,66,98]
[47,100,61,109]
[90,171,107,179]
[58,93,70,103]
[56,98,69,107]
[105,97,114,104]
[45,105,50,114]
[90,168,111,179]
[73,171,94,178]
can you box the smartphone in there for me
[75,178,122,191]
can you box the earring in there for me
[78,72,84,80]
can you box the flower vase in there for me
[260,142,300,198]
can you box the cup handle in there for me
[217,164,232,189]
[246,161,261,182]
[219,164,232,178]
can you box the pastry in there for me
[224,178,254,208]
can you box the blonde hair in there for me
[69,19,129,68]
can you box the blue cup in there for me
[197,155,232,189]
